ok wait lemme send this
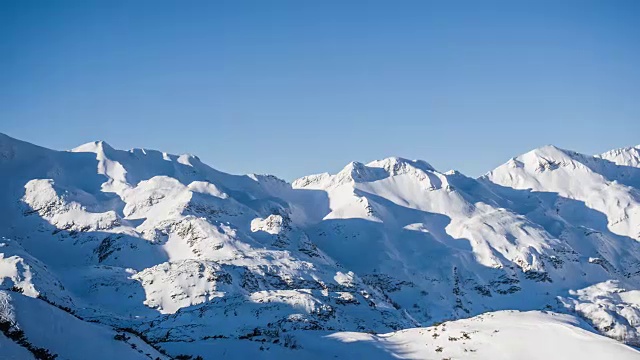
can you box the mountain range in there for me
[1,132,640,359]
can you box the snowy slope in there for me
[323,310,640,360]
[1,132,640,358]
[158,311,640,359]
[294,152,640,336]
[0,290,167,360]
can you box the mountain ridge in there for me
[1,132,640,359]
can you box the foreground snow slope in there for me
[159,311,640,359]
[0,290,166,360]
[1,132,640,358]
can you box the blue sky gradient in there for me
[1,0,639,179]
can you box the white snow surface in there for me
[1,132,640,358]
[159,310,640,359]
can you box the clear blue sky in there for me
[1,0,639,180]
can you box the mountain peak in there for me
[334,161,374,184]
[526,144,572,159]
[292,157,443,192]
[502,144,596,174]
[598,145,640,168]
[367,156,436,173]
[71,140,116,155]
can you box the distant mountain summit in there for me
[1,132,640,359]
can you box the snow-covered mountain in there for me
[1,132,640,359]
